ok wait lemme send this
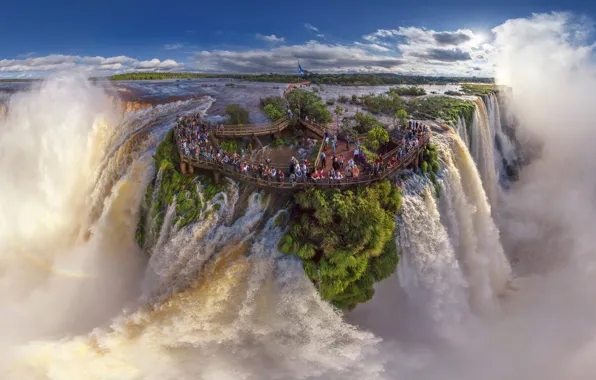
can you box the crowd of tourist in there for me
[174,112,430,187]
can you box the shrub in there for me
[225,104,250,125]
[366,126,389,151]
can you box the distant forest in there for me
[108,72,494,85]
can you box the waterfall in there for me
[0,75,385,380]
[470,98,499,211]
[397,178,472,342]
[435,129,511,312]
[485,93,518,182]
[397,128,511,327]
[456,114,469,148]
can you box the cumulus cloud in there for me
[304,23,319,32]
[256,34,285,43]
[412,48,472,62]
[0,54,183,76]
[190,40,403,73]
[316,34,325,38]
[361,26,493,75]
[433,31,472,45]
[164,43,183,50]
[354,42,391,52]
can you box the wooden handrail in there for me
[179,136,428,190]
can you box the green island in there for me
[109,72,493,86]
[136,83,497,310]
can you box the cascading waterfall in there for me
[484,93,518,181]
[434,129,512,312]
[398,127,511,324]
[0,75,385,380]
[456,114,470,148]
[397,176,472,342]
[470,98,499,211]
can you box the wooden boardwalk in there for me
[180,134,429,191]
[214,116,290,137]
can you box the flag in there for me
[298,63,305,77]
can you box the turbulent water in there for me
[0,75,385,380]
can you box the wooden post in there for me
[213,171,221,184]
[188,163,194,174]
[180,160,188,175]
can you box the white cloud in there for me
[256,34,285,43]
[0,54,183,76]
[164,43,183,50]
[361,26,494,76]
[354,42,390,52]
[190,40,404,73]
[316,34,325,38]
[304,23,319,32]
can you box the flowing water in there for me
[0,75,386,380]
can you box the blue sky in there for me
[1,0,595,78]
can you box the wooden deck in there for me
[180,134,429,191]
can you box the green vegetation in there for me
[461,84,498,97]
[354,111,382,133]
[220,139,241,154]
[389,86,427,96]
[136,130,224,249]
[285,89,332,123]
[279,181,402,309]
[366,126,389,151]
[259,96,286,121]
[108,72,494,85]
[225,104,250,125]
[326,99,335,106]
[406,96,475,126]
[153,129,180,170]
[444,90,464,96]
[420,144,441,198]
[394,108,407,128]
[338,95,349,103]
[360,91,405,115]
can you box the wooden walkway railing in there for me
[215,116,290,137]
[180,134,428,190]
[298,118,331,138]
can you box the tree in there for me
[225,104,250,125]
[333,105,343,126]
[278,181,402,309]
[366,126,389,151]
[394,108,407,128]
[263,103,284,121]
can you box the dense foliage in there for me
[389,86,427,96]
[136,130,224,249]
[360,92,405,115]
[285,89,332,123]
[461,84,498,97]
[225,104,250,125]
[406,96,475,126]
[153,129,180,170]
[366,126,389,151]
[279,181,402,309]
[420,144,441,198]
[108,72,494,85]
[259,96,286,121]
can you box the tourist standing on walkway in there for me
[346,135,351,149]
[320,151,327,169]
